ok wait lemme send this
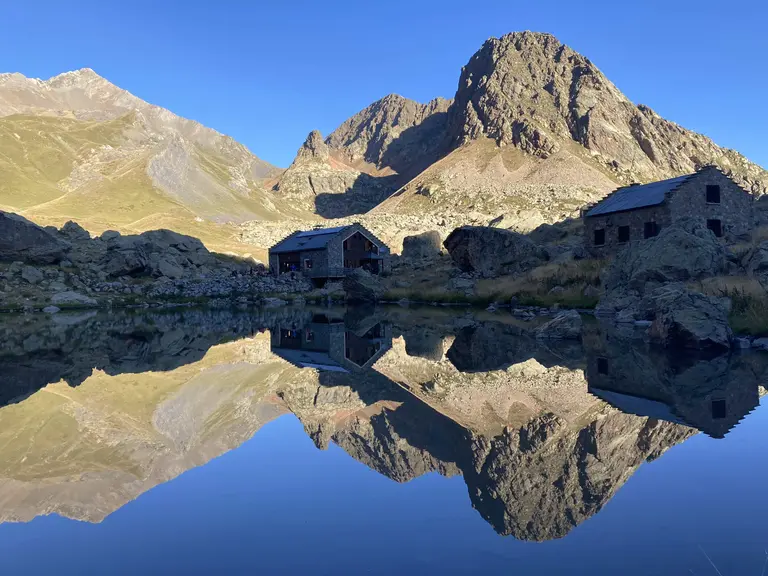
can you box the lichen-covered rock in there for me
[402,231,442,259]
[21,266,44,285]
[646,286,732,351]
[0,212,70,264]
[343,269,386,302]
[535,310,583,340]
[443,226,547,277]
[598,220,727,317]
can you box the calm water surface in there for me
[0,306,766,575]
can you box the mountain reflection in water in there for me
[0,306,765,547]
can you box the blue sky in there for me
[1,0,765,168]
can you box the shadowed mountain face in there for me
[0,308,765,542]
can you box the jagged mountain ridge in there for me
[276,31,766,225]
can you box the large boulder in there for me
[743,241,768,287]
[343,269,386,303]
[645,285,732,351]
[598,220,728,317]
[0,212,70,264]
[99,229,218,278]
[443,226,547,277]
[51,291,98,307]
[535,310,583,340]
[59,220,91,242]
[402,231,442,259]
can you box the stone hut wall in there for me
[667,167,754,241]
[585,204,671,255]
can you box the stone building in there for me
[268,223,390,282]
[583,166,754,254]
[270,314,392,372]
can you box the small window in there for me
[594,228,605,246]
[618,225,630,243]
[644,221,659,239]
[707,219,723,238]
[305,329,314,342]
[304,259,313,269]
[597,357,609,375]
[711,399,726,420]
[706,185,721,204]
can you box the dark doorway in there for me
[707,219,723,238]
[644,221,659,239]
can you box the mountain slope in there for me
[271,95,451,217]
[369,32,767,227]
[0,69,307,245]
[444,32,767,193]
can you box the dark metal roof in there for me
[585,173,696,217]
[270,225,352,254]
[296,226,347,238]
[271,348,349,372]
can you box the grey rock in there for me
[59,221,91,242]
[646,286,732,351]
[732,337,752,349]
[0,211,70,264]
[21,266,44,284]
[262,297,287,308]
[598,220,728,315]
[402,231,442,259]
[752,338,768,351]
[343,268,386,302]
[51,291,98,307]
[535,310,582,340]
[42,306,60,314]
[444,226,547,277]
[100,230,121,242]
[157,258,184,279]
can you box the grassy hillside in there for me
[0,112,313,256]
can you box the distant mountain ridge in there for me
[0,69,306,244]
[274,31,767,225]
[2,32,767,244]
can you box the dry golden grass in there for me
[475,259,605,308]
[695,276,768,336]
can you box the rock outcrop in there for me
[401,230,442,259]
[343,269,386,302]
[444,226,547,277]
[445,32,767,194]
[272,130,392,217]
[0,212,70,264]
[645,285,732,351]
[535,310,582,340]
[327,94,452,175]
[598,220,728,317]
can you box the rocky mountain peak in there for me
[446,31,768,193]
[295,129,330,163]
[326,93,452,174]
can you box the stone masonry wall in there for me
[667,167,754,241]
[585,168,755,254]
[585,204,671,256]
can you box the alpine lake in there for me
[0,304,766,575]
